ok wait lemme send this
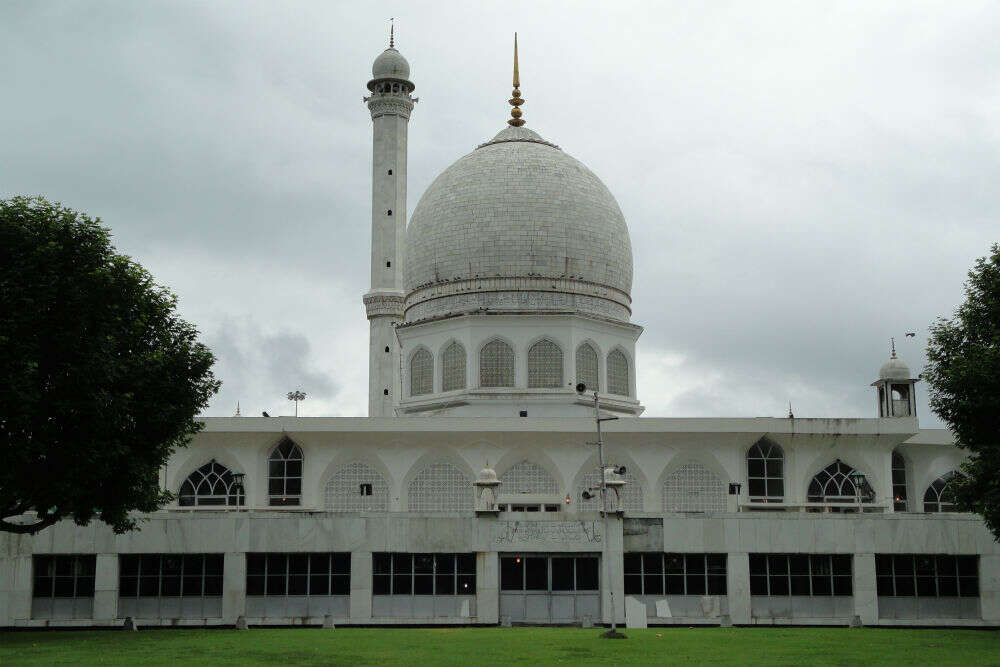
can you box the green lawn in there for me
[0,627,997,667]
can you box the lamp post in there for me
[287,390,307,417]
[578,383,626,639]
[849,470,868,513]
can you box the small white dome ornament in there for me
[474,460,502,514]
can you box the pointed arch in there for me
[746,439,784,503]
[924,471,958,513]
[178,459,245,507]
[499,460,560,496]
[607,348,630,396]
[268,437,303,506]
[441,340,467,392]
[575,341,600,392]
[662,462,726,513]
[807,459,873,504]
[407,461,475,512]
[409,346,433,396]
[324,461,390,512]
[480,338,514,388]
[527,338,563,388]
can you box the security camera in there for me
[615,465,627,475]
[575,382,587,394]
[581,490,594,500]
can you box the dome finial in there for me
[389,17,395,48]
[508,33,525,127]
[890,336,897,359]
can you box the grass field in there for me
[0,627,997,667]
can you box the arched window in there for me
[808,460,873,504]
[746,440,784,503]
[480,339,514,388]
[410,348,433,396]
[892,450,908,511]
[577,468,643,512]
[500,461,559,495]
[324,462,389,512]
[607,349,630,396]
[442,342,467,392]
[662,463,726,513]
[407,462,474,512]
[924,472,958,513]
[268,439,303,506]
[527,339,563,388]
[575,343,599,392]
[178,460,244,507]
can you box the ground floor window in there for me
[500,555,599,592]
[119,554,223,598]
[876,555,978,597]
[749,554,852,596]
[372,553,476,595]
[33,555,96,599]
[624,553,726,595]
[246,553,350,596]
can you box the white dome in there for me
[371,48,410,81]
[404,126,634,322]
[879,356,911,381]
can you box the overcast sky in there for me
[3,1,997,424]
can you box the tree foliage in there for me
[924,243,1000,539]
[0,196,220,534]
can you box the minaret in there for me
[872,338,919,418]
[363,25,415,417]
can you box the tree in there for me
[924,243,1000,539]
[0,196,220,534]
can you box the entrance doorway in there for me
[499,554,600,624]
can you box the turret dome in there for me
[371,47,410,81]
[879,355,911,381]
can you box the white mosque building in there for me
[1,34,996,629]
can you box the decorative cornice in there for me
[405,276,631,314]
[363,293,405,318]
[367,94,414,119]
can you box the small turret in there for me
[872,338,918,417]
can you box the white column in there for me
[93,554,118,622]
[475,551,499,624]
[727,552,751,624]
[222,552,245,624]
[350,551,373,622]
[980,554,1000,622]
[853,553,877,625]
[6,555,32,624]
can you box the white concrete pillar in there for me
[853,553,877,625]
[475,551,499,624]
[6,555,33,623]
[601,516,626,625]
[350,551,373,622]
[222,552,245,624]
[980,554,1000,622]
[727,552,751,625]
[93,554,118,622]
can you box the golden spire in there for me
[508,33,525,127]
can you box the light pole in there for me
[287,390,307,417]
[578,383,626,638]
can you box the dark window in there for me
[892,451,908,511]
[119,554,223,598]
[746,440,784,503]
[386,261,391,268]
[268,439,303,506]
[500,555,598,591]
[33,555,96,599]
[749,554,851,596]
[246,553,350,597]
[387,169,392,175]
[387,210,392,216]
[624,553,727,596]
[178,460,245,507]
[876,554,978,597]
[360,483,373,496]
[372,553,475,595]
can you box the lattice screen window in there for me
[480,339,514,388]
[410,348,433,396]
[442,342,467,392]
[527,339,563,388]
[407,462,474,511]
[607,349,630,396]
[575,343,599,392]
[324,462,389,512]
[500,461,559,495]
[576,468,643,512]
[662,463,726,512]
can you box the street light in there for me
[577,382,626,639]
[286,390,307,417]
[849,470,868,513]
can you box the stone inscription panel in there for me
[494,521,602,546]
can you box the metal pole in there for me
[595,391,616,635]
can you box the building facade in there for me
[1,36,996,628]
